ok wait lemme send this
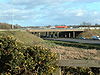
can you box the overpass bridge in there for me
[28,28,85,38]
[0,28,85,38]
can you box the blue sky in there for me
[0,0,100,26]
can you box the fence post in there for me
[52,66,61,75]
[53,53,62,75]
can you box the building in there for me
[55,25,69,28]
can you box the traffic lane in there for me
[44,38,100,44]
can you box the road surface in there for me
[44,38,100,44]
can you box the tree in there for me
[0,23,22,29]
[81,22,91,26]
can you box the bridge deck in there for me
[28,29,84,32]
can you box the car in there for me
[79,37,86,39]
[91,36,100,40]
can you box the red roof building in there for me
[55,25,69,28]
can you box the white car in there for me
[92,36,100,40]
[79,37,86,39]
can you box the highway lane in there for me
[44,38,100,44]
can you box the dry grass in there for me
[79,29,100,38]
[51,45,100,60]
[0,31,100,60]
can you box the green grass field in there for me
[0,31,45,45]
[0,31,57,48]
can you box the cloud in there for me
[0,0,100,26]
[77,0,100,2]
[74,10,85,16]
[75,12,84,16]
[96,19,100,22]
[11,0,100,7]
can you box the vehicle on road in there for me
[91,36,100,40]
[79,37,86,39]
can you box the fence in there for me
[53,59,100,75]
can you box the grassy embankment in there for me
[0,31,57,48]
[0,31,100,60]
[0,31,43,45]
[0,30,100,74]
[79,29,100,39]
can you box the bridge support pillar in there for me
[50,32,52,38]
[65,34,67,38]
[57,32,59,38]
[44,32,46,37]
[53,32,58,38]
[46,32,49,37]
[69,33,71,38]
[53,66,61,75]
[38,32,40,37]
[73,31,75,38]
[53,32,55,38]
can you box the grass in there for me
[0,31,45,46]
[47,40,100,50]
[79,29,100,38]
[0,31,100,60]
[0,31,58,48]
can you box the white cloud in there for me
[75,12,84,16]
[75,10,85,16]
[93,11,99,15]
[72,9,86,16]
[96,19,100,22]
[63,9,86,16]
[0,0,100,26]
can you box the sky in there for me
[0,0,100,26]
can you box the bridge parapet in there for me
[28,29,85,32]
[28,29,84,38]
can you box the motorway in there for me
[44,38,100,44]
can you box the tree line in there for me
[0,23,21,29]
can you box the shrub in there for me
[0,35,57,75]
[61,67,95,75]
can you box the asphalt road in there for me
[44,38,100,44]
